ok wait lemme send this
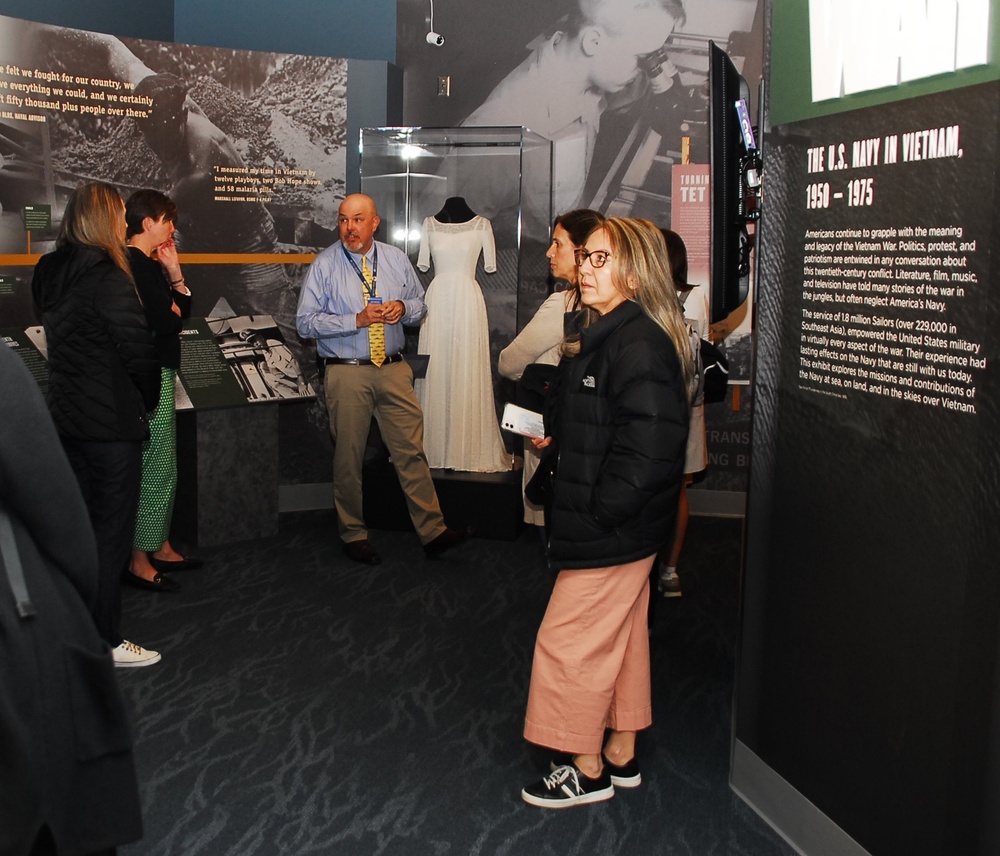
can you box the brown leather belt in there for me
[319,354,404,367]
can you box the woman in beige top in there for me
[499,208,605,526]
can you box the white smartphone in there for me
[501,402,545,440]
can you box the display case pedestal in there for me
[173,406,280,547]
[362,460,524,541]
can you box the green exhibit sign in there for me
[22,204,51,231]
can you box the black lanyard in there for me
[343,245,378,299]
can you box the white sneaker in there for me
[113,639,161,668]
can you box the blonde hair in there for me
[577,217,695,396]
[57,182,133,282]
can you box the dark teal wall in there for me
[0,0,396,60]
[0,0,172,40]
[174,0,395,60]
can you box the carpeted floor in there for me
[116,513,794,856]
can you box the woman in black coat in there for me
[31,181,161,667]
[521,218,694,808]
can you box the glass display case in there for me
[359,126,553,332]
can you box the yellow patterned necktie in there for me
[362,256,386,367]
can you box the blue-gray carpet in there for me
[116,514,794,856]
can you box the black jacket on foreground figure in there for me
[0,345,143,856]
[32,244,159,441]
[546,299,689,570]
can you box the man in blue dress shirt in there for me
[297,194,469,564]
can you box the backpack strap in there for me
[0,506,36,619]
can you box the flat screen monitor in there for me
[708,41,759,324]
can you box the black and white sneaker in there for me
[550,753,642,788]
[657,568,682,598]
[603,755,641,788]
[522,764,614,808]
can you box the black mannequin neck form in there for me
[435,196,477,223]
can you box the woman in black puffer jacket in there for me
[32,182,161,668]
[521,218,694,809]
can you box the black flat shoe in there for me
[343,539,382,565]
[122,571,180,593]
[150,555,203,572]
[423,526,473,558]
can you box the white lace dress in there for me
[414,215,510,472]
